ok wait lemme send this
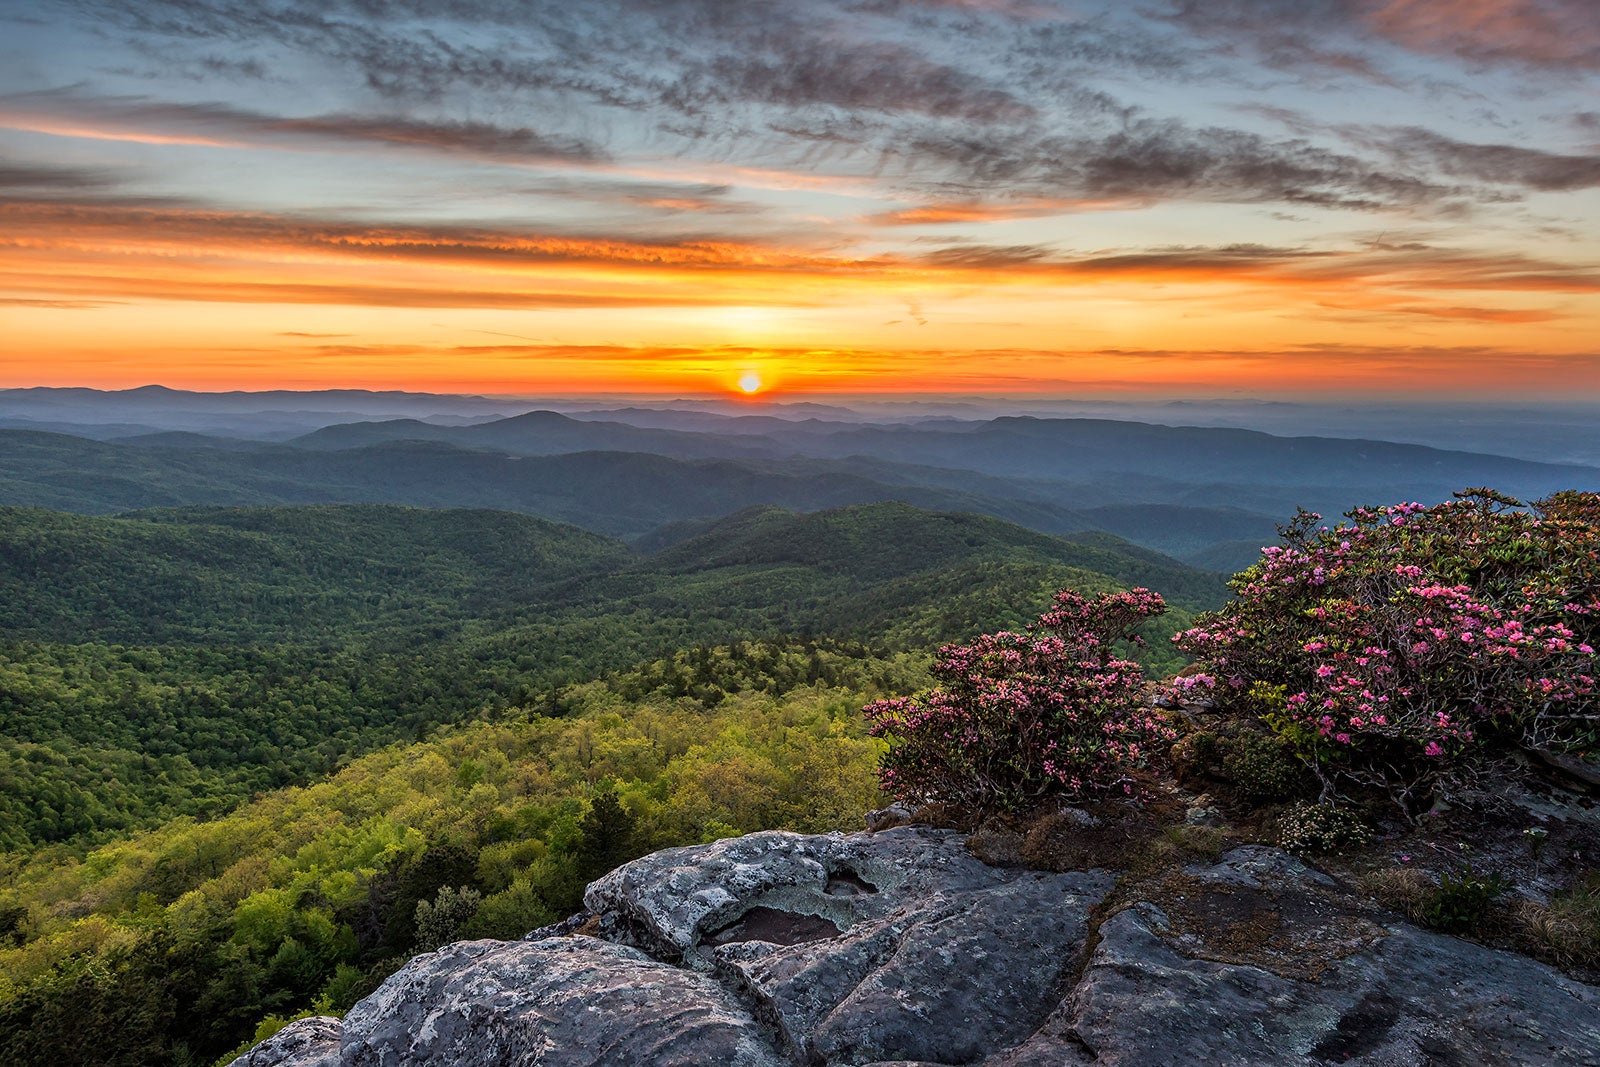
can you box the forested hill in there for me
[0,647,912,1067]
[0,499,1222,1063]
[0,430,1083,539]
[0,505,630,643]
[0,501,1220,853]
[648,502,1224,606]
[0,502,1220,646]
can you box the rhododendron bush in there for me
[1173,490,1600,814]
[864,588,1177,810]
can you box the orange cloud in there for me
[13,338,1587,398]
[1364,0,1600,69]
[9,194,1598,328]
[865,198,1140,225]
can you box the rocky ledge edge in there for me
[231,825,1600,1067]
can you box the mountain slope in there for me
[650,502,1222,604]
[0,500,1222,851]
[0,504,630,644]
[0,431,1083,537]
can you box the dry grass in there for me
[1511,881,1600,971]
[1160,823,1233,862]
[1357,866,1436,925]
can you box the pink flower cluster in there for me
[1171,490,1600,808]
[865,588,1177,810]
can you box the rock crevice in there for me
[234,827,1600,1067]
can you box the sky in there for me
[1,0,1599,399]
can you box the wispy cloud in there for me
[8,0,1600,396]
[0,89,606,163]
[1356,126,1600,191]
[0,296,122,308]
[0,157,117,191]
[1168,0,1600,74]
[1363,0,1600,71]
[4,191,1595,314]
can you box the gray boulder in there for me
[228,831,1600,1067]
[994,904,1600,1066]
[996,847,1600,1066]
[225,1016,340,1067]
[339,935,782,1067]
[587,827,1116,1062]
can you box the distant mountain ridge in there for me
[8,385,1600,465]
[2,395,1596,568]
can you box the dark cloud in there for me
[63,0,1034,121]
[1364,127,1600,192]
[918,243,1057,267]
[30,0,1600,216]
[1163,1,1399,81]
[692,43,1034,123]
[1363,0,1600,71]
[0,158,117,190]
[0,90,606,163]
[900,117,1454,209]
[271,112,604,162]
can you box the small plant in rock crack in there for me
[1422,867,1511,934]
[1274,800,1373,854]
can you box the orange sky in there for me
[4,0,1599,398]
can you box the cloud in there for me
[864,197,1139,224]
[66,0,1038,122]
[0,158,117,191]
[1167,0,1600,73]
[8,186,1596,326]
[0,297,121,308]
[1358,126,1600,191]
[43,0,1569,217]
[900,117,1455,209]
[514,177,764,215]
[0,90,607,164]
[0,197,863,276]
[686,40,1035,123]
[918,243,1058,267]
[0,270,743,310]
[1362,0,1600,71]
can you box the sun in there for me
[737,371,763,394]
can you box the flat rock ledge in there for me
[233,828,1600,1067]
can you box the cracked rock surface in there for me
[227,1016,341,1067]
[231,829,1600,1067]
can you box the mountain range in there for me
[3,391,1596,571]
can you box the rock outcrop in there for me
[232,827,1600,1067]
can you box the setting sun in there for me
[738,372,763,395]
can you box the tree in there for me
[413,887,483,951]
[575,786,637,879]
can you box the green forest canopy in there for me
[0,500,1223,1065]
[0,502,1219,851]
